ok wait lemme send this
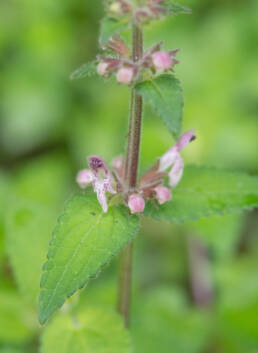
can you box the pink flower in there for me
[76,169,94,189]
[176,129,196,151]
[111,156,124,169]
[116,67,134,84]
[97,62,109,76]
[128,194,145,214]
[158,130,196,188]
[168,154,184,188]
[152,51,173,72]
[154,186,172,204]
[87,155,116,213]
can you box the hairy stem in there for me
[117,23,143,328]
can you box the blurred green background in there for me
[0,0,258,352]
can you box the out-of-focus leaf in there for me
[215,258,258,353]
[135,74,183,138]
[132,287,210,353]
[0,290,36,344]
[38,193,139,324]
[0,171,9,260]
[70,62,97,80]
[99,17,128,46]
[0,348,25,353]
[145,166,258,222]
[13,154,71,209]
[6,198,55,304]
[188,213,243,261]
[164,1,192,15]
[41,307,132,353]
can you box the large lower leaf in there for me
[145,166,258,222]
[41,307,132,353]
[38,193,139,324]
[135,74,183,138]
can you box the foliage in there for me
[41,307,132,353]
[39,193,139,324]
[136,74,183,138]
[145,166,258,222]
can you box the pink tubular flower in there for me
[128,194,145,214]
[116,67,134,84]
[176,129,196,151]
[76,169,94,189]
[168,154,184,188]
[154,186,172,205]
[152,51,173,72]
[158,130,196,187]
[85,155,116,213]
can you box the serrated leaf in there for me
[41,307,132,353]
[38,193,139,324]
[70,62,97,80]
[99,17,128,46]
[164,1,192,15]
[145,166,258,222]
[6,198,56,304]
[135,74,183,138]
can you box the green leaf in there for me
[70,62,97,80]
[0,349,24,353]
[132,288,210,353]
[0,290,36,344]
[6,198,56,304]
[12,153,71,209]
[99,17,128,46]
[38,193,139,324]
[164,1,192,15]
[41,307,132,353]
[145,166,258,222]
[135,74,183,138]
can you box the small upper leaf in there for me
[135,74,183,138]
[38,193,139,324]
[99,17,128,46]
[70,62,97,80]
[41,307,132,353]
[164,1,192,15]
[145,166,258,222]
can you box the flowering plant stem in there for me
[117,23,143,328]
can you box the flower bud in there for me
[109,2,122,14]
[111,156,123,169]
[154,186,172,205]
[152,51,172,72]
[76,169,94,188]
[97,62,109,76]
[128,194,145,214]
[116,67,134,84]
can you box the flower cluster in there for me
[107,0,173,24]
[97,37,179,85]
[76,130,196,214]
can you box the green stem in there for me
[117,23,143,328]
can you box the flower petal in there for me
[168,154,184,187]
[176,129,196,151]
